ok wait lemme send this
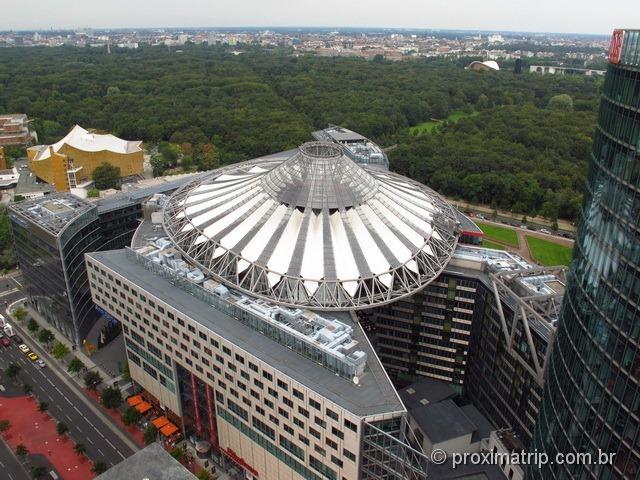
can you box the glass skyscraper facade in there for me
[528,29,640,479]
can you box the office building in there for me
[27,125,143,192]
[9,177,196,345]
[528,29,640,479]
[0,113,33,146]
[365,246,565,446]
[86,140,463,480]
[10,194,101,343]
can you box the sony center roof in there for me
[163,141,459,309]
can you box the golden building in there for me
[27,125,143,192]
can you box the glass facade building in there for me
[528,29,640,479]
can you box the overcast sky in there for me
[2,0,639,35]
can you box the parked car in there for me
[18,344,29,353]
[476,214,485,220]
[540,229,551,235]
[27,352,38,361]
[13,335,23,344]
[0,337,10,348]
[36,359,46,368]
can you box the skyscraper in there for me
[528,29,640,479]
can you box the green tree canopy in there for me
[92,162,121,190]
[548,94,574,111]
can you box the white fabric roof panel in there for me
[163,141,460,310]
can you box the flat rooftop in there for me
[95,443,195,480]
[89,248,404,418]
[10,193,94,236]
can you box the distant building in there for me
[466,60,500,72]
[27,125,144,192]
[0,146,5,169]
[0,113,33,146]
[529,65,606,76]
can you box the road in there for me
[0,340,136,468]
[0,277,137,472]
[0,434,30,480]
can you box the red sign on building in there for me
[609,29,624,64]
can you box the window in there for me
[330,456,343,468]
[268,387,278,399]
[344,419,358,433]
[280,435,304,461]
[294,417,305,429]
[309,427,321,440]
[315,416,326,429]
[314,445,326,457]
[310,455,337,480]
[343,449,356,462]
[253,417,275,440]
[293,388,304,401]
[326,408,339,422]
[310,398,321,411]
[298,406,309,417]
[278,407,289,419]
[283,397,293,408]
[227,399,248,421]
[326,437,337,450]
[277,379,288,391]
[262,371,273,381]
[249,362,259,373]
[298,434,310,446]
[331,427,344,440]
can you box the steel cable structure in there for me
[163,141,460,309]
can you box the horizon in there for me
[3,0,639,36]
[0,25,614,38]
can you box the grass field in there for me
[526,236,574,266]
[476,221,519,247]
[482,239,506,250]
[408,111,479,135]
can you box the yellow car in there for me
[27,352,38,361]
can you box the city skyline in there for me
[2,0,639,35]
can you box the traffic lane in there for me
[0,274,23,294]
[0,435,30,480]
[0,344,126,466]
[0,344,131,467]
[4,315,138,458]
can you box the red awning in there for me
[126,395,143,407]
[160,423,179,436]
[152,416,169,429]
[134,401,152,414]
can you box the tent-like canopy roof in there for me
[163,142,459,310]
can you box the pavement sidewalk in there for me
[9,300,114,383]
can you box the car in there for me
[27,352,38,361]
[540,229,551,235]
[18,344,29,353]
[36,359,46,368]
[0,338,9,348]
[476,214,485,220]
[13,335,23,344]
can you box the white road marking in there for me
[87,437,94,445]
[98,448,105,456]
[12,277,22,287]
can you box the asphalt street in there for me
[0,434,30,480]
[0,274,138,476]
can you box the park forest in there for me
[0,44,601,227]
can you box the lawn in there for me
[482,239,506,250]
[475,221,519,247]
[526,235,574,266]
[408,111,479,135]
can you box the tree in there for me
[521,216,528,225]
[101,386,123,409]
[56,422,68,435]
[122,406,142,425]
[68,356,85,375]
[31,465,47,479]
[84,370,103,390]
[37,329,54,344]
[38,401,48,412]
[170,446,186,462]
[143,425,158,445]
[92,162,121,190]
[27,318,39,333]
[92,461,108,474]
[74,443,86,456]
[22,383,33,395]
[150,154,171,177]
[15,444,28,460]
[548,94,574,111]
[5,363,21,381]
[52,341,70,360]
[0,419,10,433]
[197,469,214,480]
[13,306,27,322]
[87,188,100,198]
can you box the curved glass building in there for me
[528,30,640,479]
